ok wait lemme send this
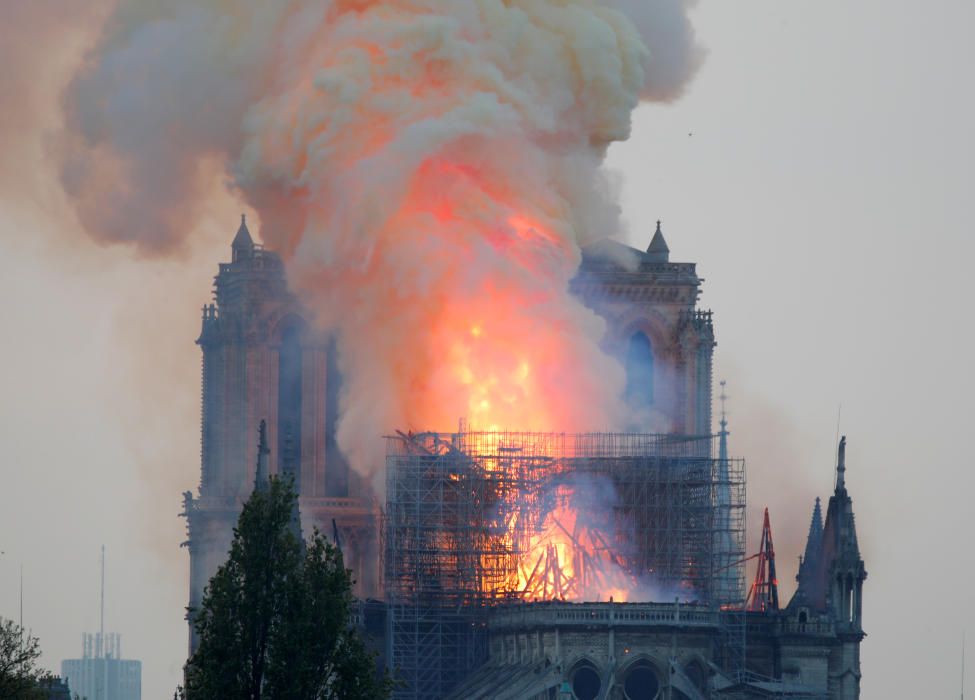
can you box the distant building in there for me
[35,676,72,700]
[61,633,141,700]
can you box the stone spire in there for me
[714,380,737,603]
[819,435,867,695]
[820,435,866,631]
[835,435,847,493]
[646,220,670,263]
[253,419,302,542]
[716,381,731,513]
[827,435,859,560]
[787,497,825,611]
[254,419,270,492]
[803,497,824,566]
[232,213,254,262]
[718,380,729,463]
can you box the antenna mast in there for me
[100,545,108,700]
[98,545,105,652]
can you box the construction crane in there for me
[745,508,779,612]
[712,507,779,612]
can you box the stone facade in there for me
[571,223,715,435]
[448,594,862,698]
[447,435,867,700]
[181,216,378,653]
[443,227,866,699]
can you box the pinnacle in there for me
[232,213,254,249]
[646,220,670,262]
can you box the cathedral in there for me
[182,217,867,699]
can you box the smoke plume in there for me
[58,1,703,475]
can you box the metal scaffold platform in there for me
[383,430,746,700]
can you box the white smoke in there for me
[57,1,704,476]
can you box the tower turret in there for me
[183,217,379,655]
[819,435,867,698]
[571,220,714,434]
[231,213,254,262]
[646,220,670,263]
[782,438,866,698]
[822,436,865,631]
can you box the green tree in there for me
[184,475,389,699]
[0,617,43,699]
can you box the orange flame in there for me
[511,484,639,602]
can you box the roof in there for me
[575,233,701,297]
[581,237,645,271]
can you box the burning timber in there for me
[382,429,746,698]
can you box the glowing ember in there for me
[516,483,639,602]
[388,431,727,609]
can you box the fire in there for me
[514,483,639,602]
[229,3,648,473]
[452,314,542,430]
[58,0,704,480]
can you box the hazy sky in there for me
[1,2,973,698]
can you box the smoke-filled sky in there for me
[0,2,972,698]
[49,0,708,476]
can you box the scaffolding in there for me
[383,430,746,699]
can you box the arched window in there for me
[277,324,303,480]
[623,662,660,700]
[625,332,655,407]
[570,663,601,700]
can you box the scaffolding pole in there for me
[383,430,746,700]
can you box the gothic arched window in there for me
[625,331,655,407]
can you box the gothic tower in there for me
[821,436,867,698]
[182,217,377,653]
[572,222,716,434]
[786,436,867,698]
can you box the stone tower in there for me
[820,436,867,698]
[182,217,377,653]
[785,436,867,698]
[572,221,715,434]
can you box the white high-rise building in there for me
[61,632,141,700]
